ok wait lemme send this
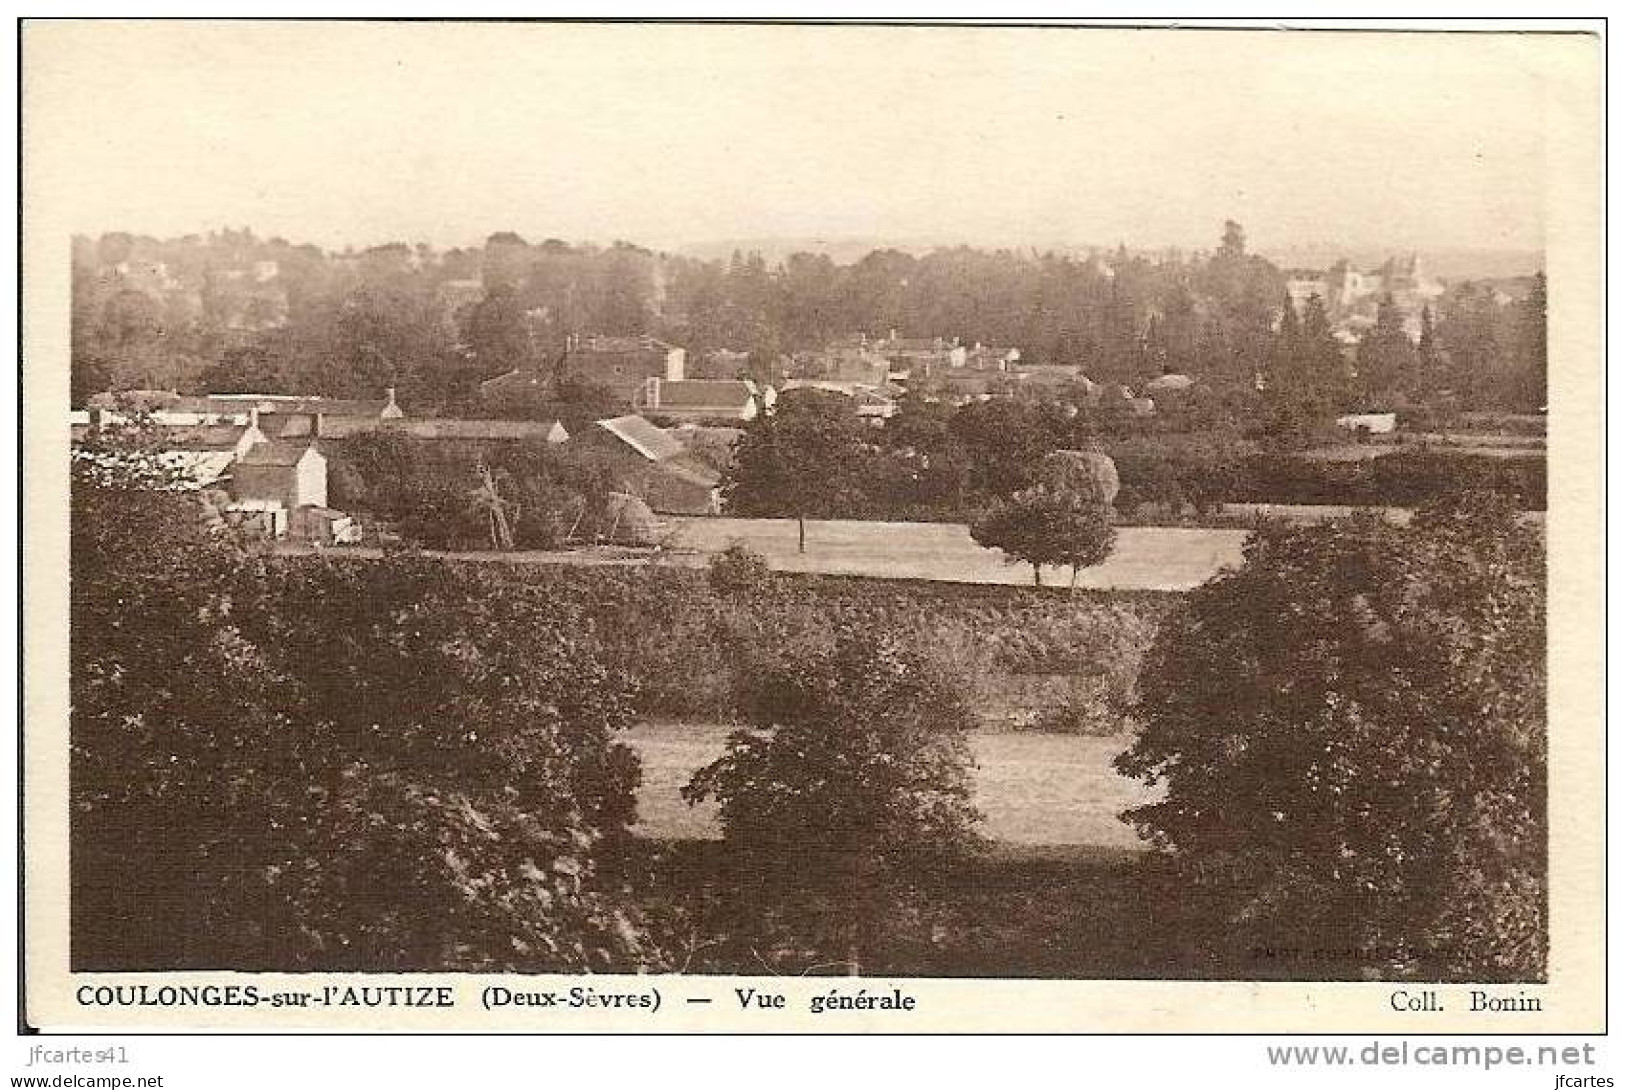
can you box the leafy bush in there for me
[685,621,984,865]
[1027,678,1135,736]
[706,542,774,598]
[682,621,984,970]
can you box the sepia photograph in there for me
[19,18,1603,1035]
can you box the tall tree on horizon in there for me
[1416,304,1445,396]
[1355,294,1417,408]
[1514,272,1548,410]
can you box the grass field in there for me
[290,517,1245,590]
[1303,432,1548,463]
[664,518,1247,591]
[625,721,1158,849]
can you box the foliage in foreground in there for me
[1116,493,1546,980]
[682,622,984,971]
[71,449,663,971]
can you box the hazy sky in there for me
[26,22,1589,255]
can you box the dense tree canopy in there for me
[1355,294,1418,407]
[71,430,662,971]
[71,224,1548,418]
[1115,493,1546,980]
[721,390,876,551]
[970,483,1117,587]
[330,433,616,550]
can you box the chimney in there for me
[314,411,325,439]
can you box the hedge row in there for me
[1106,443,1546,515]
[1227,450,1546,509]
[309,559,1175,730]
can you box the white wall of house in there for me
[295,449,329,508]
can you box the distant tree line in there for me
[71,224,1547,416]
[723,391,1546,531]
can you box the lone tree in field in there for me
[721,390,871,553]
[1115,493,1546,981]
[970,451,1117,587]
[682,622,982,971]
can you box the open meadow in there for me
[279,517,1248,590]
[665,517,1248,591]
[625,722,1159,850]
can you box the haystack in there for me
[597,491,664,547]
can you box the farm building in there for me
[322,415,570,453]
[72,412,272,491]
[84,388,407,433]
[634,378,767,423]
[232,441,327,510]
[873,333,966,375]
[795,340,894,385]
[206,390,406,440]
[572,415,722,516]
[225,441,329,540]
[73,396,369,544]
[779,380,898,421]
[481,335,687,411]
[964,343,1022,371]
